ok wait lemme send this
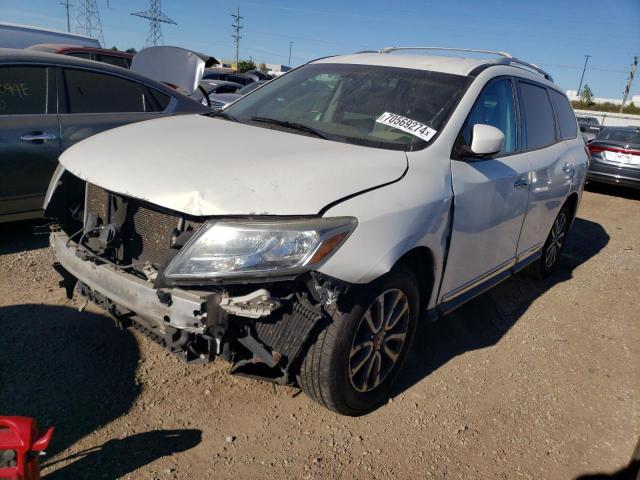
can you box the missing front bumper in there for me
[51,231,210,333]
[51,230,330,380]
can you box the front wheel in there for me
[297,268,419,416]
[529,204,572,279]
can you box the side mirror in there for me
[469,124,504,157]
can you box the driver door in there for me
[439,77,530,308]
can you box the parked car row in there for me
[208,80,270,110]
[203,67,272,85]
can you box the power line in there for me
[131,0,177,47]
[231,7,243,67]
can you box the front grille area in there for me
[84,183,203,270]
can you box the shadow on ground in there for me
[0,220,49,255]
[0,304,201,477]
[574,436,640,479]
[43,429,202,479]
[394,216,609,395]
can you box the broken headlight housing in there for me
[162,217,357,284]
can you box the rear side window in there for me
[63,68,146,113]
[549,90,578,140]
[0,66,48,115]
[518,82,556,150]
[95,54,129,69]
[148,88,171,110]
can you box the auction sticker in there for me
[375,112,437,142]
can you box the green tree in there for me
[111,46,119,51]
[236,59,256,73]
[125,48,137,54]
[258,62,268,73]
[580,84,594,107]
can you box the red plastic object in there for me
[0,417,54,480]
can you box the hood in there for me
[59,114,408,217]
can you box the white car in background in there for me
[45,47,588,415]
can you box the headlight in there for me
[162,217,357,283]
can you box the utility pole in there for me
[577,54,591,97]
[231,7,243,69]
[60,0,72,32]
[288,41,293,67]
[620,55,638,113]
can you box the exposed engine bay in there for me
[46,172,350,384]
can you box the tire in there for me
[529,204,572,279]
[297,268,419,416]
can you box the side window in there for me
[95,54,129,69]
[0,66,48,115]
[63,69,146,113]
[147,88,171,111]
[549,90,578,140]
[518,82,556,149]
[461,78,516,154]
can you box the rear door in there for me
[440,77,531,305]
[0,64,61,220]
[514,82,574,257]
[57,67,169,150]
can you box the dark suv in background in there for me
[0,48,207,223]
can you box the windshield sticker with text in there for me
[375,112,437,142]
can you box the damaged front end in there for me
[46,176,355,384]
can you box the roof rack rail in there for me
[380,46,513,57]
[380,46,553,82]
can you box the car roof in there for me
[313,52,495,76]
[312,48,554,83]
[0,47,168,91]
[27,43,134,57]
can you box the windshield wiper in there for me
[250,116,327,139]
[205,110,238,122]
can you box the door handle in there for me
[20,133,56,143]
[514,177,530,188]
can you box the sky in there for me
[2,0,639,100]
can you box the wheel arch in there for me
[564,191,579,224]
[392,246,436,318]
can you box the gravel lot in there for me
[0,183,638,479]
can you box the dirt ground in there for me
[0,183,638,480]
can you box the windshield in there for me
[595,128,640,146]
[222,63,470,151]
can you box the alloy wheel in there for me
[545,212,567,269]
[348,289,410,393]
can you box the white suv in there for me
[45,47,587,415]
